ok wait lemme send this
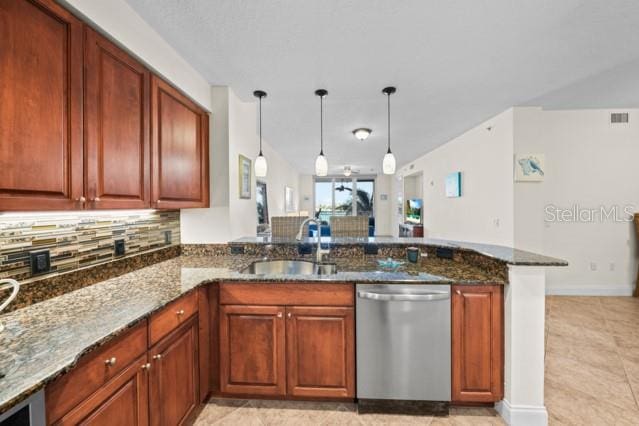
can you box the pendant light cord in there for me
[387,92,391,154]
[258,96,263,156]
[320,94,324,155]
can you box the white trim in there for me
[496,399,548,426]
[545,284,634,296]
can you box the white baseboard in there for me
[545,285,634,296]
[495,400,548,426]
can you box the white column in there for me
[496,266,547,426]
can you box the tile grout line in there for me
[209,399,251,425]
[599,297,639,411]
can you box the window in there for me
[313,177,375,223]
[256,181,269,233]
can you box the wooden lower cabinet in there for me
[217,284,356,400]
[54,355,149,426]
[286,306,355,398]
[451,284,504,403]
[149,316,200,426]
[47,291,207,426]
[219,305,286,396]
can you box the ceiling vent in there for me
[611,112,629,124]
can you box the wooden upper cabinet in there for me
[149,317,200,426]
[84,28,150,209]
[151,76,209,209]
[286,306,355,398]
[451,284,504,403]
[219,305,286,396]
[0,0,84,210]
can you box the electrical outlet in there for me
[30,250,51,276]
[609,262,616,271]
[114,239,125,256]
[230,245,245,255]
[164,230,172,245]
[493,218,500,228]
[590,262,597,272]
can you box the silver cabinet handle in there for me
[92,197,101,202]
[141,363,151,370]
[357,290,450,302]
[104,357,117,366]
[287,312,292,319]
[176,309,185,316]
[76,196,86,203]
[277,312,283,318]
[153,354,162,360]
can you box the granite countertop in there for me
[230,236,569,266]
[0,251,520,413]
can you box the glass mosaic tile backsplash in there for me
[0,210,180,281]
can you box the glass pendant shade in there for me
[383,151,396,175]
[381,86,397,175]
[253,89,268,177]
[255,153,268,177]
[315,153,328,176]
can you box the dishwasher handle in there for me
[357,290,450,302]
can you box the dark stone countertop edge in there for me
[229,237,569,267]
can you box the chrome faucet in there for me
[296,218,330,263]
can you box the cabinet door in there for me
[84,28,150,209]
[54,355,149,426]
[452,285,503,403]
[149,317,199,426]
[286,306,355,398]
[219,305,286,396]
[0,0,84,210]
[151,76,209,209]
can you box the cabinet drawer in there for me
[46,321,148,424]
[149,291,198,346]
[219,283,354,306]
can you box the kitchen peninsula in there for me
[0,237,565,425]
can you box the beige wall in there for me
[390,108,515,245]
[181,88,300,243]
[514,107,639,295]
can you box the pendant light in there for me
[253,90,268,177]
[382,86,397,175]
[314,89,329,176]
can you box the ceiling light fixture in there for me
[253,90,268,177]
[343,166,352,177]
[382,86,397,175]
[352,128,372,141]
[314,89,328,176]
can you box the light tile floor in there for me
[545,296,639,425]
[195,296,639,425]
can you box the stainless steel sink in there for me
[241,260,337,275]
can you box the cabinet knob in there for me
[277,312,283,318]
[104,357,117,366]
[176,309,185,316]
[455,290,462,295]
[287,312,292,319]
[153,354,162,360]
[141,363,151,370]
[76,196,86,203]
[92,197,101,202]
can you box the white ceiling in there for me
[126,0,639,174]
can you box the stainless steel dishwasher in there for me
[356,284,451,401]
